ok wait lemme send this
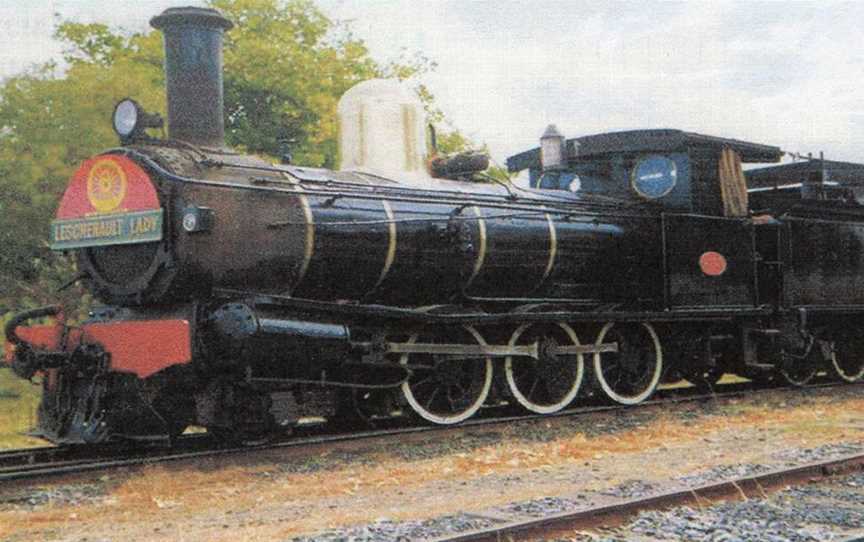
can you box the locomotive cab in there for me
[508,128,782,217]
[508,129,786,311]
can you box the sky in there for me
[2,0,862,165]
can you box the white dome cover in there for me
[337,78,429,180]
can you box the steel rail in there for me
[0,446,60,466]
[0,380,852,484]
[432,451,864,542]
[0,434,212,474]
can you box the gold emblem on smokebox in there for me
[86,159,127,213]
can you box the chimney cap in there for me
[151,6,233,31]
[541,124,563,140]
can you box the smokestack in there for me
[151,7,233,149]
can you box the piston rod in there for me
[384,341,618,358]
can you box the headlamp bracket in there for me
[112,98,164,144]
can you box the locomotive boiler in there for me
[7,6,864,445]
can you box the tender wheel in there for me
[778,358,818,387]
[504,322,584,414]
[400,325,493,425]
[830,333,864,383]
[593,322,663,405]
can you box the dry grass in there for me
[4,390,864,541]
[0,367,47,449]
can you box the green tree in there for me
[0,24,165,310]
[0,0,446,311]
[214,0,384,164]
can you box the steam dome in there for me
[337,79,428,179]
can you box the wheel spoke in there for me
[540,378,555,401]
[514,367,532,386]
[451,381,467,398]
[527,376,541,400]
[411,376,435,389]
[445,386,457,410]
[423,387,440,410]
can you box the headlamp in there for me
[112,98,163,143]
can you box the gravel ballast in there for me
[3,385,864,542]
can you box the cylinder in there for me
[150,7,233,148]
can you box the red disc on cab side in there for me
[699,251,728,276]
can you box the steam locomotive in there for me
[6,7,864,445]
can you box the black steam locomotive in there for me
[6,7,864,445]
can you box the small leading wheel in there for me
[400,325,493,425]
[683,366,724,392]
[830,333,864,383]
[593,322,663,405]
[504,322,584,414]
[204,381,277,446]
[340,389,397,428]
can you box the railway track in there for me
[433,452,864,541]
[0,379,854,484]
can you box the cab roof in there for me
[746,159,864,188]
[506,129,783,173]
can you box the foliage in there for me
[0,21,164,312]
[433,131,514,183]
[435,130,474,155]
[214,0,382,164]
[0,0,460,313]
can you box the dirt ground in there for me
[1,385,863,541]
